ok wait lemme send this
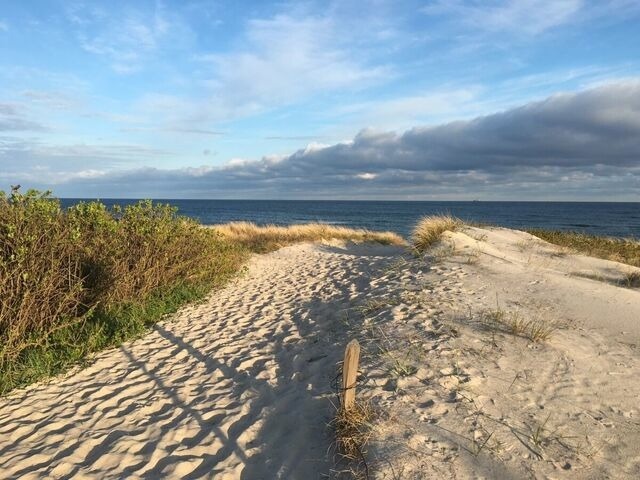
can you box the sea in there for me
[59,200,640,239]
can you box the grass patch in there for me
[332,400,376,476]
[412,215,462,254]
[527,229,640,268]
[623,271,640,288]
[483,308,557,342]
[355,297,399,316]
[212,221,405,253]
[0,281,213,393]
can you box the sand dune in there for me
[1,227,639,479]
[359,226,640,479]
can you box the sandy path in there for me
[0,242,404,479]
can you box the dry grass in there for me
[483,308,557,342]
[332,401,377,465]
[528,229,640,268]
[623,270,640,288]
[212,221,405,252]
[412,215,462,253]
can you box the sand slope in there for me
[359,226,640,479]
[0,242,404,479]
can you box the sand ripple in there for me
[0,242,404,479]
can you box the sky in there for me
[1,0,639,200]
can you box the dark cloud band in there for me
[2,81,640,199]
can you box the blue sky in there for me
[1,0,640,199]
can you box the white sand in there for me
[360,226,640,479]
[1,228,639,479]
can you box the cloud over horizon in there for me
[6,82,638,201]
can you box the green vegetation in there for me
[528,229,640,268]
[0,189,246,394]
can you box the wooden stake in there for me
[342,339,360,411]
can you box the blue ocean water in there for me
[59,199,640,239]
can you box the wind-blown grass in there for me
[411,215,462,253]
[527,229,640,268]
[212,221,405,252]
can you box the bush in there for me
[0,189,403,394]
[0,189,246,393]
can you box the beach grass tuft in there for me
[483,308,557,343]
[411,215,462,253]
[623,270,640,288]
[332,400,376,471]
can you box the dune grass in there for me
[624,271,640,288]
[331,400,376,478]
[527,229,640,268]
[212,221,405,252]
[0,189,403,395]
[483,308,557,342]
[411,215,462,253]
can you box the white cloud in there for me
[0,103,48,131]
[21,90,82,110]
[332,87,483,130]
[188,13,391,120]
[422,0,583,35]
[69,2,175,74]
[0,20,8,32]
[127,11,393,129]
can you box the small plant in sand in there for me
[622,270,640,288]
[388,356,418,378]
[471,430,495,458]
[430,239,458,263]
[331,400,376,478]
[356,298,399,316]
[465,249,481,265]
[384,257,411,273]
[412,215,462,254]
[483,307,557,342]
[469,232,488,242]
[516,238,538,253]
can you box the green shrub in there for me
[0,189,246,393]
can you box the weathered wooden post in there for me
[342,339,360,411]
